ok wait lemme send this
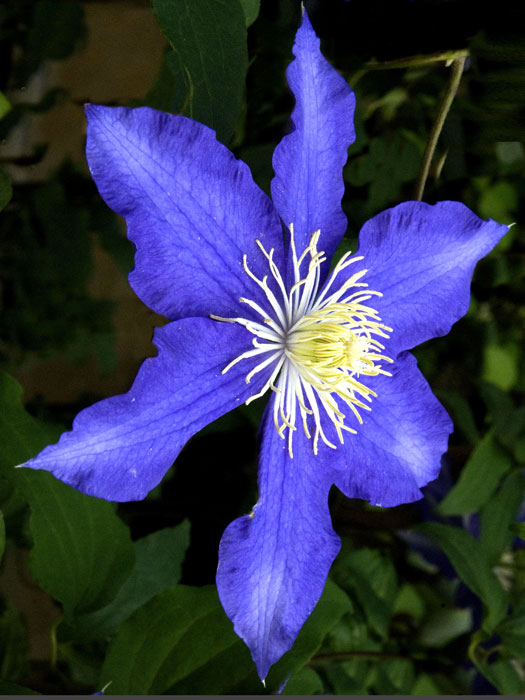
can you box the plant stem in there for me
[414,55,467,201]
[349,49,468,86]
[364,49,469,72]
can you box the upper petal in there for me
[271,10,355,280]
[85,104,285,321]
[22,318,272,501]
[216,396,340,681]
[333,351,453,507]
[356,200,509,357]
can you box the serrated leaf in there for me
[151,0,248,143]
[100,579,351,694]
[438,431,512,516]
[480,470,525,565]
[417,523,508,633]
[62,522,190,640]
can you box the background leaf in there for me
[61,522,190,641]
[151,0,248,143]
[239,0,260,27]
[417,522,508,633]
[0,371,134,619]
[100,579,351,695]
[480,469,525,565]
[15,469,135,619]
[437,431,512,515]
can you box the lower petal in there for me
[216,397,340,681]
[334,351,453,507]
[22,318,269,501]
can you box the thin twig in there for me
[414,55,467,201]
[364,49,469,72]
[349,49,468,86]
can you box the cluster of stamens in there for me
[211,225,393,457]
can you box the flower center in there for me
[211,225,393,457]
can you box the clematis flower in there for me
[22,10,507,681]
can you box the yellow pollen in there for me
[210,224,393,458]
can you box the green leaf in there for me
[0,680,39,695]
[167,579,351,694]
[0,92,11,120]
[281,667,323,695]
[0,609,28,682]
[263,580,352,694]
[509,522,525,539]
[142,48,191,116]
[332,547,397,638]
[0,371,135,618]
[418,607,472,648]
[100,585,248,694]
[100,580,351,694]
[239,0,260,26]
[62,522,190,640]
[436,389,480,444]
[480,470,525,565]
[411,673,443,695]
[417,523,508,633]
[0,372,62,475]
[478,181,519,224]
[151,0,248,143]
[474,659,523,695]
[438,431,512,515]
[372,658,415,694]
[482,343,519,391]
[15,469,135,619]
[496,600,525,658]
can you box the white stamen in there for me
[211,224,393,458]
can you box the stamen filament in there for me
[210,224,393,458]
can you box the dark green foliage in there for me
[151,0,248,144]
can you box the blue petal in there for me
[85,105,284,321]
[357,201,509,357]
[22,318,272,501]
[271,10,355,281]
[333,352,453,507]
[216,397,340,681]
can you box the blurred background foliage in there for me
[0,0,524,694]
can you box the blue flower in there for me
[22,10,507,681]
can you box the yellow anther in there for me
[210,224,393,458]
